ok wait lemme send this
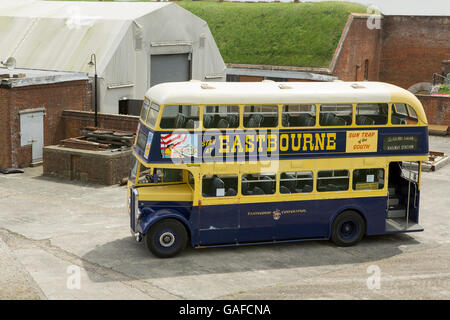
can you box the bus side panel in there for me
[237,196,387,244]
[274,198,327,240]
[197,203,239,246]
[271,196,388,240]
[238,202,277,243]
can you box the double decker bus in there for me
[128,81,428,258]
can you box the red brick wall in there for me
[286,79,312,82]
[0,88,12,168]
[380,16,450,89]
[43,147,132,185]
[0,80,91,169]
[62,110,139,139]
[331,15,382,82]
[416,94,450,130]
[239,75,264,82]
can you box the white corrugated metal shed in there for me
[0,0,226,113]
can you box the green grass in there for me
[54,0,367,67]
[179,1,367,67]
[439,84,450,94]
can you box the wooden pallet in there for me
[60,137,109,151]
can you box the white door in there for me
[20,111,44,162]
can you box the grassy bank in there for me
[179,1,367,67]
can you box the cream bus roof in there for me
[147,81,419,106]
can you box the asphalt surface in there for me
[0,135,449,300]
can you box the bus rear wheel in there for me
[145,219,187,258]
[331,211,365,247]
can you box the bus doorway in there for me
[386,161,423,233]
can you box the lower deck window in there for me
[280,171,313,194]
[353,168,384,190]
[202,175,238,197]
[137,167,182,184]
[129,156,138,181]
[242,173,276,195]
[317,170,349,192]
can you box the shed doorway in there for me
[150,53,191,87]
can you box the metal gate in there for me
[20,109,44,163]
[150,53,191,87]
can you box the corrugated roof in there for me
[0,0,169,20]
[0,66,88,88]
[0,0,171,74]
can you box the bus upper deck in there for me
[134,81,428,164]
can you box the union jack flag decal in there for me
[160,133,198,159]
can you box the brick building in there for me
[379,16,450,90]
[227,14,450,91]
[0,68,91,169]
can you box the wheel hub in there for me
[159,232,175,247]
[341,222,356,237]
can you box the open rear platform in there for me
[386,218,424,233]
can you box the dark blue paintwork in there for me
[134,123,429,164]
[130,195,420,248]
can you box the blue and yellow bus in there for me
[128,81,428,258]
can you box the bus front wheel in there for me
[331,211,365,247]
[145,219,187,258]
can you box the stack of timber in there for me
[60,127,136,151]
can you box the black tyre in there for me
[331,211,365,247]
[145,219,187,258]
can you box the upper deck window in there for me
[145,102,160,128]
[356,103,388,125]
[160,105,199,129]
[140,98,150,121]
[407,105,418,121]
[282,104,316,127]
[204,105,240,129]
[391,103,418,125]
[243,105,278,128]
[320,104,353,126]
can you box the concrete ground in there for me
[0,135,449,300]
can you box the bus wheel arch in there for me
[330,209,366,247]
[144,217,190,258]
